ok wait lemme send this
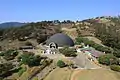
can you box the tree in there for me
[57,60,66,68]
[0,46,2,51]
[110,65,120,72]
[20,53,41,67]
[53,20,60,24]
[0,62,14,77]
[36,35,47,44]
[98,54,119,65]
[113,48,120,58]
[25,41,33,46]
[2,50,18,60]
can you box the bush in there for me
[0,46,2,51]
[0,52,4,56]
[59,46,77,57]
[2,50,18,60]
[25,41,33,46]
[18,37,27,41]
[0,62,14,76]
[98,54,118,65]
[18,67,27,76]
[20,53,41,67]
[57,60,66,68]
[113,48,120,58]
[36,35,47,44]
[110,65,120,72]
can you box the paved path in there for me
[68,52,101,69]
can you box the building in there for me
[19,46,34,52]
[78,47,104,58]
[45,33,74,48]
[42,33,74,54]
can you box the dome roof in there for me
[46,33,74,47]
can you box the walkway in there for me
[68,52,101,69]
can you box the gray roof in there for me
[45,33,74,47]
[89,50,104,58]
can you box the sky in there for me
[0,0,120,23]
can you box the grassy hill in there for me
[1,16,120,52]
[1,16,120,80]
[0,22,26,28]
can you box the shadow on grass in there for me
[0,67,22,79]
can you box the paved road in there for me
[68,52,101,69]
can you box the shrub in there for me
[0,52,4,56]
[25,41,33,46]
[57,60,66,68]
[113,48,120,58]
[36,35,47,44]
[2,50,18,60]
[0,46,2,51]
[18,67,27,76]
[18,37,27,41]
[0,62,14,77]
[20,53,41,67]
[98,54,118,65]
[110,65,120,72]
[59,46,77,57]
[33,77,38,80]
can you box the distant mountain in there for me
[0,22,26,28]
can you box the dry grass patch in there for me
[71,68,120,80]
[62,28,78,40]
[44,67,72,80]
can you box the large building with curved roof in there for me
[45,33,74,47]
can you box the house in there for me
[89,49,104,58]
[77,47,104,58]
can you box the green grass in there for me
[18,67,27,76]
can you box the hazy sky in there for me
[0,0,120,23]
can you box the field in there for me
[71,68,120,80]
[44,67,72,80]
[44,68,120,80]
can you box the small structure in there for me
[79,47,104,58]
[19,46,34,51]
[49,42,58,49]
[89,49,104,58]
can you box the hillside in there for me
[1,16,120,51]
[0,22,26,28]
[0,16,120,80]
[0,21,62,50]
[75,16,120,52]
